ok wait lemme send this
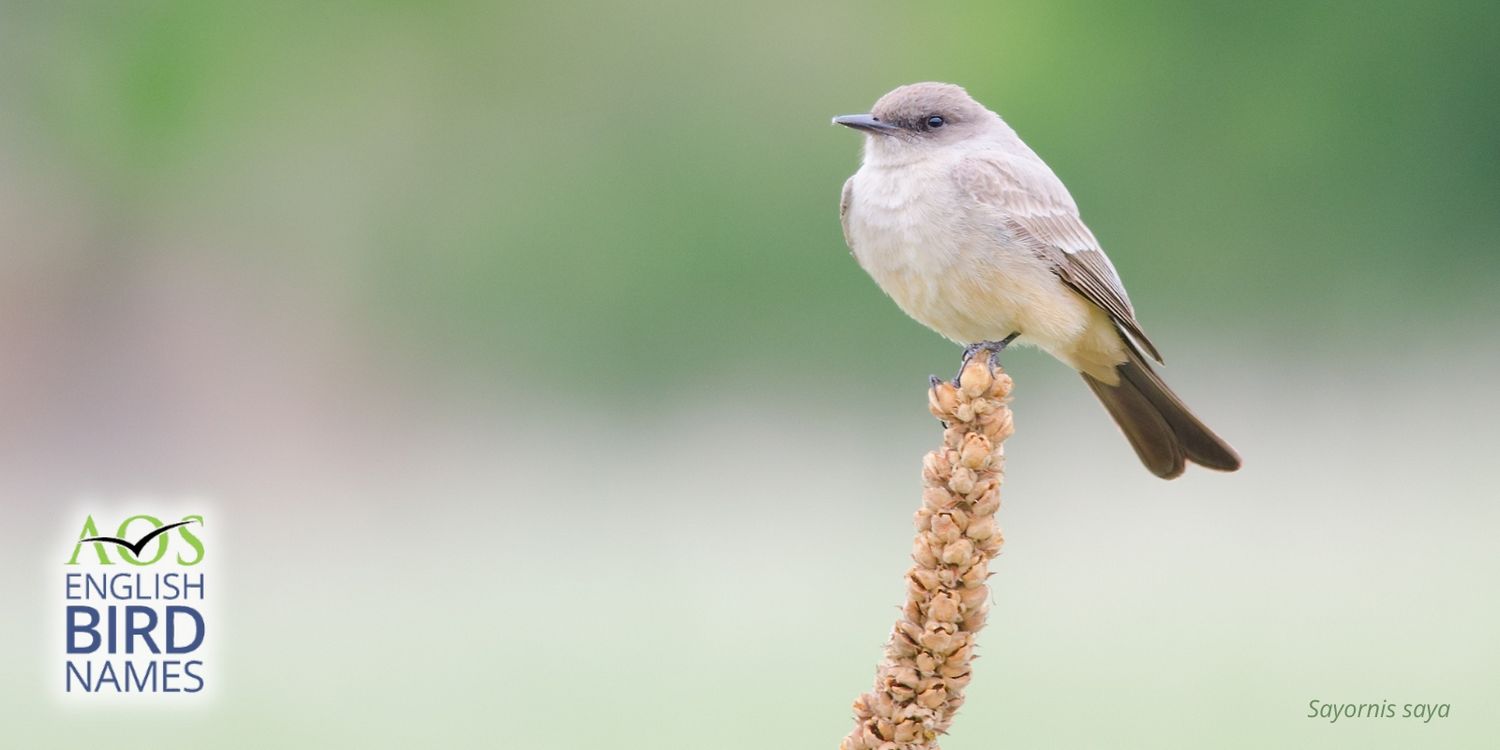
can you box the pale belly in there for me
[845,164,1126,379]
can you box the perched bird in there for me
[835,82,1240,479]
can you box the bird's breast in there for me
[846,160,1054,344]
[848,164,962,286]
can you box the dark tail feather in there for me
[1082,349,1242,479]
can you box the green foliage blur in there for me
[3,0,1497,388]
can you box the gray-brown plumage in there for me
[835,82,1240,478]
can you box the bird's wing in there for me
[953,153,1162,363]
[839,176,856,252]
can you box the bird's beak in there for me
[833,113,898,135]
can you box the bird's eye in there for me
[926,116,945,129]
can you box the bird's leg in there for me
[956,332,1019,383]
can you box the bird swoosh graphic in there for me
[81,520,198,558]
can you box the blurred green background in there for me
[2,0,1497,747]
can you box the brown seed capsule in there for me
[904,598,922,621]
[909,567,940,592]
[912,507,932,531]
[961,610,987,632]
[948,467,976,495]
[919,628,958,656]
[971,491,1000,517]
[987,409,1014,440]
[912,534,938,563]
[979,413,1011,441]
[959,433,991,469]
[928,381,959,419]
[965,516,997,541]
[960,357,992,393]
[915,652,938,673]
[897,620,923,643]
[928,592,960,623]
[922,487,954,511]
[893,720,921,743]
[943,671,973,691]
[922,451,951,484]
[891,665,920,688]
[888,632,918,658]
[989,371,1013,398]
[977,535,1004,557]
[946,641,973,665]
[968,477,997,499]
[917,684,947,710]
[941,538,975,566]
[939,661,971,681]
[958,584,989,610]
[931,513,961,543]
[959,558,988,586]
[936,567,959,588]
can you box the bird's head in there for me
[833,82,995,164]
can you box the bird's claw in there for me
[955,333,1019,384]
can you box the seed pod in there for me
[960,358,992,397]
[959,433,991,469]
[941,538,975,566]
[965,516,997,541]
[922,487,954,511]
[948,467,976,495]
[931,512,961,543]
[928,381,959,419]
[841,357,1014,750]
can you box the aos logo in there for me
[67,514,205,567]
[61,512,213,697]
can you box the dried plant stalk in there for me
[841,356,1014,750]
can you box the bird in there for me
[834,82,1240,479]
[80,520,198,559]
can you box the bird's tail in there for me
[1081,345,1241,479]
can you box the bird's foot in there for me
[955,333,1019,384]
